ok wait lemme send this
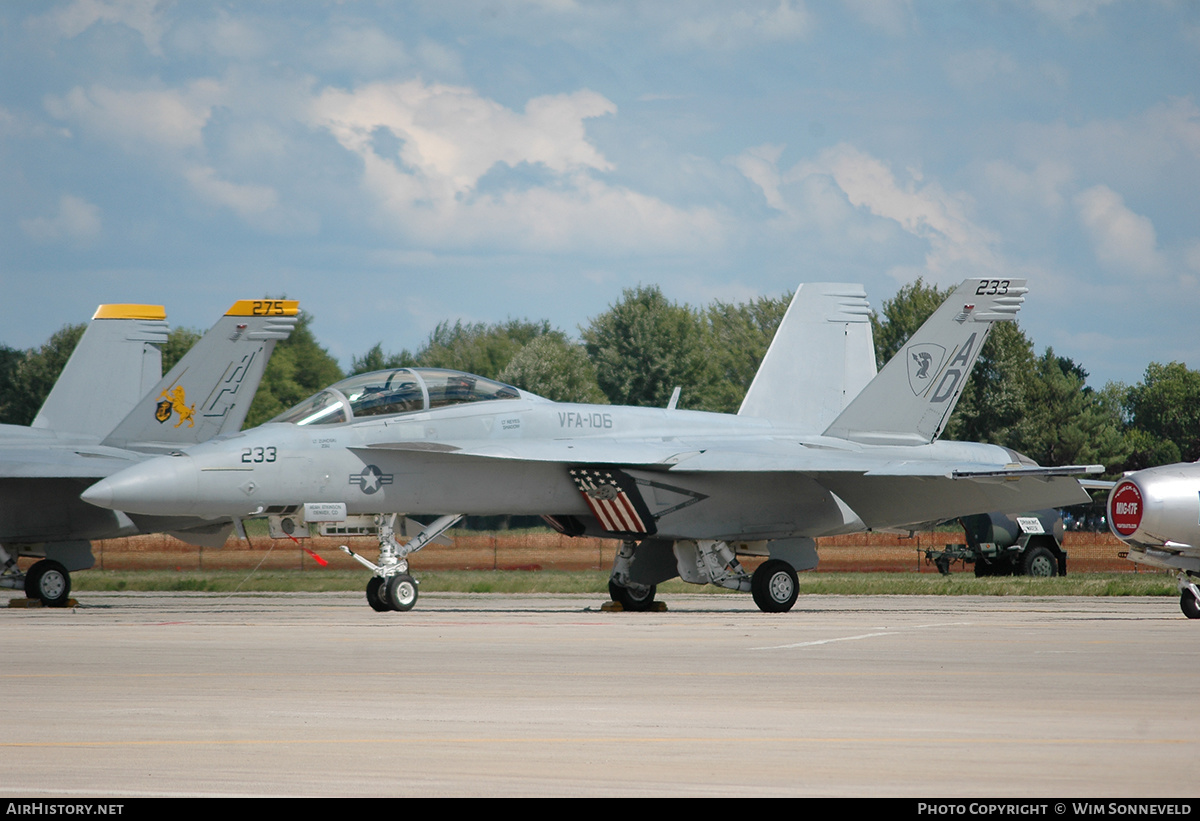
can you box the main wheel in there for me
[24,559,71,607]
[385,574,419,612]
[751,559,799,613]
[366,576,391,612]
[608,579,656,611]
[1022,546,1058,578]
[1180,590,1200,620]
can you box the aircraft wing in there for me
[354,435,1093,529]
[358,439,1104,480]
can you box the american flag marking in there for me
[569,468,652,535]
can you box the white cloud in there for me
[1187,241,1200,276]
[309,79,721,252]
[19,195,102,243]
[45,81,222,152]
[842,0,915,37]
[944,47,1020,90]
[313,80,615,191]
[1027,0,1120,28]
[182,165,318,235]
[316,26,414,76]
[184,165,277,217]
[1013,98,1200,196]
[737,142,1002,279]
[665,0,812,49]
[39,0,168,56]
[1074,184,1165,276]
[731,143,787,211]
[980,158,1074,213]
[0,104,70,139]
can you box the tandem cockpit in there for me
[269,368,527,426]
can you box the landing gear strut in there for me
[341,513,462,613]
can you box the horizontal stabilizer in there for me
[0,444,144,479]
[950,464,1105,480]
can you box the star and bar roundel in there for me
[569,467,657,537]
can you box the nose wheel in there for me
[342,513,462,613]
[385,574,418,611]
[366,574,418,612]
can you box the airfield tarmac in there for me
[1,591,1195,798]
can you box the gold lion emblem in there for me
[156,386,195,428]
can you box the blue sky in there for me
[2,1,1198,389]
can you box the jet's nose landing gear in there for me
[341,513,462,613]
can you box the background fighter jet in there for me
[1108,464,1200,619]
[84,280,1102,613]
[0,300,298,605]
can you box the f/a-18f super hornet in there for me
[83,280,1102,613]
[1108,463,1200,619]
[1,300,297,605]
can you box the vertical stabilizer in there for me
[823,278,1027,446]
[32,304,168,438]
[102,300,299,450]
[738,283,875,431]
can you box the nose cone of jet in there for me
[82,455,200,516]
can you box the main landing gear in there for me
[607,538,803,613]
[750,559,799,613]
[607,578,658,611]
[1178,572,1200,620]
[342,513,463,613]
[1,550,73,608]
[25,559,72,607]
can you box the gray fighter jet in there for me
[1108,464,1200,619]
[1,300,298,605]
[83,280,1101,613]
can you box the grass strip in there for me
[69,569,1178,597]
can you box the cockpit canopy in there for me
[269,368,522,426]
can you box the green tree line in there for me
[2,282,1196,477]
